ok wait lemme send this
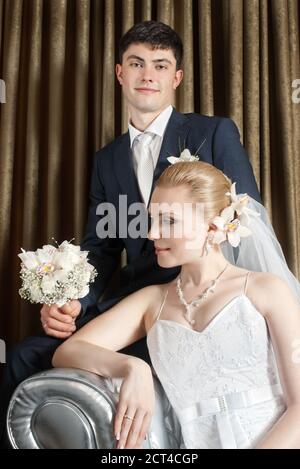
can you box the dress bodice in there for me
[147,294,285,449]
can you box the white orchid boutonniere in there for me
[211,183,260,248]
[167,138,206,165]
[167,148,199,165]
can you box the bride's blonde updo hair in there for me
[156,161,232,222]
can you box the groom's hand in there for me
[40,300,81,339]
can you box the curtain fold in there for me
[198,0,214,116]
[0,0,299,344]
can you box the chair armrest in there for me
[7,368,181,449]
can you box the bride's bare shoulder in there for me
[246,271,297,316]
[248,271,288,289]
[138,283,169,305]
[140,283,170,326]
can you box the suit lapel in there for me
[152,108,191,192]
[113,133,147,255]
[113,132,142,205]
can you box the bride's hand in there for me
[114,358,155,449]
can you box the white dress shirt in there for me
[128,105,173,175]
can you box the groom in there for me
[0,20,260,447]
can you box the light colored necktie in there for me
[132,132,154,206]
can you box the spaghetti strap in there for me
[244,271,251,295]
[155,288,169,322]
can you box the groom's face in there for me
[116,43,183,114]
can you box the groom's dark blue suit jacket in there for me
[79,109,260,356]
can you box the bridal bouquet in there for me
[18,240,97,307]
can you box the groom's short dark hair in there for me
[119,21,183,70]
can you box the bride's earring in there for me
[202,232,214,257]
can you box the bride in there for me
[52,160,300,449]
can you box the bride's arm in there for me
[52,284,162,449]
[52,284,161,375]
[249,273,300,449]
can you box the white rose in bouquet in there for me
[18,240,97,307]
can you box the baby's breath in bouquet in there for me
[18,240,97,306]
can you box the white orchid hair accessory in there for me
[166,143,259,249]
[210,183,260,248]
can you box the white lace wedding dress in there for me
[147,276,286,449]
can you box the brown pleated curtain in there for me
[0,0,299,347]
